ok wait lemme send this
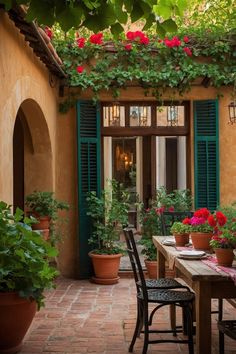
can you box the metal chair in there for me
[218,299,236,354]
[123,228,195,354]
[160,211,194,236]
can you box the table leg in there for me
[194,281,212,354]
[157,250,165,278]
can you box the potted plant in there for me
[139,206,162,279]
[209,210,236,266]
[170,221,190,246]
[86,180,130,285]
[0,201,58,354]
[182,208,214,250]
[25,191,69,243]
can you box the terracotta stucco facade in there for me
[0,9,235,278]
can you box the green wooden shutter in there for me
[194,100,219,210]
[77,100,101,278]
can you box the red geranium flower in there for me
[77,37,86,48]
[182,218,191,225]
[168,206,175,212]
[45,26,53,40]
[208,215,217,227]
[90,33,103,45]
[124,44,132,51]
[183,47,192,56]
[194,208,210,219]
[216,211,227,226]
[140,36,149,45]
[183,36,189,43]
[76,65,85,73]
[126,31,135,40]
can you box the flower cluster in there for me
[126,31,149,45]
[182,208,213,233]
[209,211,236,249]
[89,32,103,45]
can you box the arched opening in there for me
[13,99,53,212]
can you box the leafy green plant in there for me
[25,191,69,245]
[170,221,190,234]
[53,27,236,111]
[0,201,58,308]
[25,191,69,219]
[140,238,157,261]
[86,179,130,254]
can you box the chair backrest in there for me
[123,228,148,298]
[161,211,193,236]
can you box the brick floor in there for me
[19,277,236,354]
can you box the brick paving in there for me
[20,277,236,354]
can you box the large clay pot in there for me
[214,248,235,267]
[89,252,122,285]
[144,260,157,279]
[173,233,189,247]
[0,293,37,354]
[190,232,212,251]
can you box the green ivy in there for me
[54,27,236,112]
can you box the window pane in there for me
[130,106,151,127]
[156,106,185,126]
[103,105,125,127]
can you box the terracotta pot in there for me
[173,233,189,247]
[144,260,157,279]
[214,248,235,267]
[0,293,37,354]
[89,252,122,285]
[31,216,51,230]
[190,232,212,251]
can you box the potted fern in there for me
[0,201,58,353]
[86,180,130,284]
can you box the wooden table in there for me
[153,236,236,354]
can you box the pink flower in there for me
[77,37,85,48]
[183,36,189,43]
[76,66,85,73]
[168,206,175,212]
[190,216,206,226]
[124,44,132,51]
[45,26,53,40]
[90,33,103,45]
[183,47,192,56]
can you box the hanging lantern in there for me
[228,101,236,124]
[167,105,178,126]
[107,102,120,126]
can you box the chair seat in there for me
[143,278,189,289]
[218,320,236,340]
[138,289,195,303]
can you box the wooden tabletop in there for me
[152,236,236,282]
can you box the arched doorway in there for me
[13,99,53,212]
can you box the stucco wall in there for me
[0,10,77,277]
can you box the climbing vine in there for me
[53,27,236,112]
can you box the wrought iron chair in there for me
[123,228,195,354]
[218,299,236,354]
